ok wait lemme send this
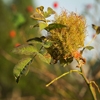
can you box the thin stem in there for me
[46,70,82,87]
[80,67,97,100]
[85,34,97,47]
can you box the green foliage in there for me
[13,36,54,82]
[12,44,38,55]
[37,53,51,64]
[13,12,26,28]
[84,46,94,50]
[39,22,47,30]
[44,7,55,18]
[12,6,100,100]
[13,57,32,83]
[45,23,67,31]
[13,6,85,82]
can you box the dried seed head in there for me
[48,10,86,64]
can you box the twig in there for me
[0,48,18,64]
[80,67,97,100]
[46,70,82,87]
[85,33,97,47]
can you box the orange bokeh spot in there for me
[15,43,20,47]
[26,6,34,13]
[9,30,16,38]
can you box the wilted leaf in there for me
[92,24,100,34]
[12,44,38,55]
[30,11,45,21]
[45,23,66,31]
[84,46,94,50]
[37,6,44,11]
[13,57,33,83]
[39,22,47,30]
[37,53,51,64]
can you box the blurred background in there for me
[0,0,100,100]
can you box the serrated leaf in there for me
[84,46,94,50]
[12,44,38,55]
[37,53,51,64]
[44,7,55,18]
[45,23,66,31]
[39,22,47,30]
[27,36,46,44]
[43,40,53,48]
[13,57,33,83]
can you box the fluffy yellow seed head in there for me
[48,10,86,64]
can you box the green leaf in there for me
[37,53,51,64]
[84,46,94,50]
[47,7,55,14]
[13,57,33,83]
[45,23,66,31]
[39,22,47,30]
[43,40,53,48]
[12,44,38,55]
[44,7,55,18]
[27,36,46,44]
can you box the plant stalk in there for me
[80,67,97,100]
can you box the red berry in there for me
[53,2,58,8]
[9,30,16,38]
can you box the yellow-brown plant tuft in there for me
[48,10,86,64]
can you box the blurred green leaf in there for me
[45,23,66,31]
[84,46,94,50]
[37,53,51,64]
[12,44,38,55]
[13,12,26,28]
[39,22,47,30]
[13,57,32,83]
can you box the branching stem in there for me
[80,67,97,100]
[46,70,82,87]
